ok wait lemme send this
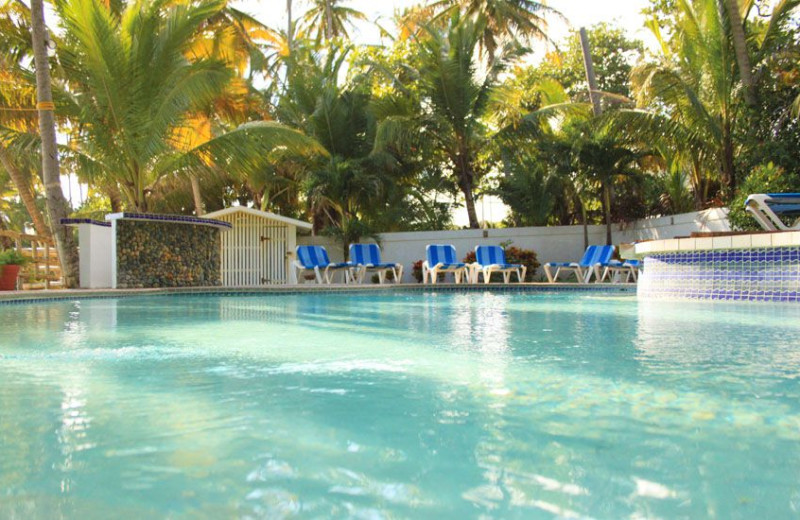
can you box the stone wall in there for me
[116,220,221,288]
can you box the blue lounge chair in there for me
[745,193,800,231]
[349,243,404,284]
[471,245,527,284]
[422,244,469,284]
[601,259,641,283]
[294,245,354,284]
[544,245,616,284]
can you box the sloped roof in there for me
[204,206,313,230]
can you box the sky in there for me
[234,0,657,51]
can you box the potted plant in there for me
[0,250,29,291]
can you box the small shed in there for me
[204,207,312,286]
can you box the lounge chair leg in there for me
[519,267,527,282]
[544,265,555,283]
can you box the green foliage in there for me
[736,16,800,178]
[495,155,563,227]
[299,0,367,44]
[0,249,29,266]
[428,0,557,61]
[728,163,800,230]
[411,259,424,283]
[53,0,322,212]
[372,15,525,228]
[529,22,645,102]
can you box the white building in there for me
[204,207,312,286]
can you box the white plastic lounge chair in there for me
[471,245,527,284]
[544,245,616,284]
[745,193,800,231]
[294,245,355,284]
[601,259,641,283]
[349,243,404,284]
[422,244,469,284]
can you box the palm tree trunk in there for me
[287,0,293,51]
[578,196,588,250]
[690,157,705,210]
[456,166,479,228]
[463,187,479,229]
[30,0,79,288]
[602,182,612,246]
[324,0,334,40]
[190,175,204,215]
[0,145,50,238]
[107,183,123,212]
[721,120,736,196]
[723,0,756,107]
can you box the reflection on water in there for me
[1,292,800,518]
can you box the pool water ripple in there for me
[1,292,800,518]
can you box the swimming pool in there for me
[1,291,799,518]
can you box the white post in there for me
[110,220,117,289]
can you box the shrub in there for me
[411,260,423,283]
[0,250,30,266]
[370,270,395,284]
[463,245,540,282]
[728,163,800,230]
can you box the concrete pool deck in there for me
[0,283,636,304]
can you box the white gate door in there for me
[259,224,288,284]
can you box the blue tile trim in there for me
[639,246,800,303]
[0,284,635,305]
[104,212,232,229]
[60,218,111,227]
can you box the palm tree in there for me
[374,18,524,228]
[30,0,79,287]
[299,0,367,44]
[722,0,755,106]
[0,3,51,238]
[628,0,798,202]
[277,45,395,250]
[428,0,559,61]
[56,0,322,213]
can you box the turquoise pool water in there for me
[1,291,800,518]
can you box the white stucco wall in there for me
[78,223,113,289]
[299,208,731,282]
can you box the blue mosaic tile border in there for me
[0,284,635,305]
[105,212,232,229]
[60,218,111,227]
[639,246,800,303]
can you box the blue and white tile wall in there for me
[639,247,800,302]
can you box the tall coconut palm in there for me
[0,2,51,239]
[722,0,755,106]
[30,0,79,287]
[56,0,323,213]
[428,0,560,60]
[375,18,524,228]
[299,0,366,44]
[277,45,396,248]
